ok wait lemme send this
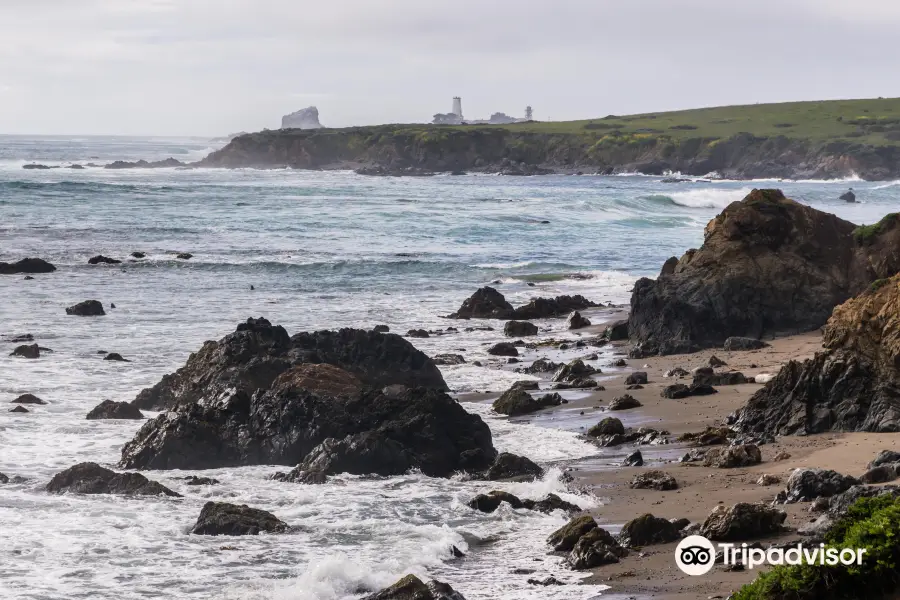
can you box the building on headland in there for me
[432,97,535,125]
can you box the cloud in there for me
[1,0,899,135]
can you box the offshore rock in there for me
[363,575,467,600]
[492,388,561,416]
[46,462,179,496]
[0,258,57,275]
[191,501,288,536]
[66,300,105,316]
[503,321,538,337]
[86,400,144,420]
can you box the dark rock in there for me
[623,450,644,467]
[664,367,689,378]
[183,476,220,485]
[481,452,543,481]
[120,369,495,475]
[548,515,599,552]
[630,470,678,491]
[693,371,749,386]
[104,353,130,362]
[23,163,54,169]
[568,527,628,569]
[661,383,718,399]
[587,417,625,437]
[708,355,727,368]
[86,400,144,420]
[0,473,7,484]
[703,444,762,468]
[859,465,900,484]
[176,253,193,260]
[131,252,146,259]
[840,190,856,203]
[511,295,599,320]
[778,468,860,503]
[0,258,57,275]
[9,334,34,343]
[373,325,390,333]
[88,255,121,265]
[363,575,467,600]
[869,450,900,469]
[503,321,538,337]
[608,394,642,411]
[487,342,518,357]
[610,358,627,367]
[66,300,105,316]
[449,286,514,319]
[12,394,46,405]
[110,303,116,309]
[467,490,578,514]
[510,380,540,391]
[627,189,896,355]
[625,371,648,385]
[604,320,629,341]
[618,514,680,547]
[700,503,787,541]
[432,354,466,366]
[10,344,40,359]
[492,388,561,416]
[515,358,562,374]
[734,274,900,435]
[271,467,328,484]
[527,577,564,586]
[671,518,691,530]
[723,337,770,351]
[626,384,643,390]
[660,256,678,276]
[406,329,430,338]
[10,406,29,413]
[552,359,597,383]
[567,311,591,330]
[105,158,186,169]
[191,501,287,535]
[46,462,179,496]
[131,319,447,411]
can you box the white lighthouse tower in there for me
[452,97,463,120]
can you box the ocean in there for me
[0,135,895,600]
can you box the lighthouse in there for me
[452,97,463,119]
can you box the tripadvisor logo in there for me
[675,535,867,576]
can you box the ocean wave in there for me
[642,187,753,209]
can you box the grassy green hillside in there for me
[429,97,900,145]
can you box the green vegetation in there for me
[733,496,900,600]
[870,278,891,292]
[854,213,899,244]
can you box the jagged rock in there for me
[552,378,599,390]
[492,388,561,416]
[0,473,7,484]
[625,371,648,385]
[120,368,495,475]
[516,358,561,374]
[618,514,680,547]
[859,465,900,484]
[504,321,538,337]
[131,252,146,259]
[630,470,678,491]
[567,311,591,330]
[778,468,860,503]
[131,319,446,411]
[10,406,29,413]
[8,334,34,343]
[610,358,627,367]
[449,287,514,319]
[608,394,642,411]
[191,501,287,535]
[587,417,625,437]
[527,577,564,586]
[12,394,46,405]
[773,451,792,461]
[671,518,691,530]
[623,450,644,467]
[66,300,105,316]
[10,344,40,359]
[487,342,518,357]
[46,462,179,496]
[869,450,900,469]
[281,106,323,130]
[548,515,599,551]
[552,359,598,383]
[510,380,540,390]
[604,320,629,341]
[86,400,144,420]
[757,474,781,486]
[467,491,579,514]
[480,452,543,481]
[700,503,786,541]
[0,258,56,275]
[664,367,689,378]
[708,355,727,368]
[406,329,429,338]
[104,353,130,362]
[627,190,900,356]
[681,448,709,463]
[512,295,599,320]
[363,575,466,600]
[568,527,628,569]
[432,354,466,366]
[723,337,770,351]
[703,444,761,468]
[271,467,328,484]
[183,476,220,485]
[660,256,678,276]
[373,325,390,333]
[88,255,121,265]
[176,253,193,260]
[735,274,900,435]
[661,383,718,399]
[800,485,900,538]
[692,371,748,386]
[105,158,185,169]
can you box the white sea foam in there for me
[667,187,754,209]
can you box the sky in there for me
[1,0,900,136]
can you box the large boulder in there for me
[363,575,467,600]
[703,444,761,468]
[479,452,543,481]
[661,382,718,399]
[552,359,597,383]
[449,286,514,319]
[568,527,628,569]
[0,258,56,275]
[869,450,900,469]
[66,300,105,316]
[777,468,860,504]
[628,190,900,356]
[512,295,598,319]
[492,388,561,416]
[86,400,144,420]
[10,344,40,359]
[119,371,495,475]
[466,491,579,515]
[700,502,786,541]
[608,394,642,411]
[46,462,179,496]
[567,311,591,330]
[88,255,121,265]
[131,319,446,411]
[281,106,323,130]
[12,394,46,405]
[587,417,625,437]
[618,514,680,547]
[734,274,900,435]
[630,470,678,491]
[487,342,518,357]
[503,321,538,337]
[191,501,288,535]
[548,515,599,552]
[723,337,770,351]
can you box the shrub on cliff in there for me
[733,496,900,600]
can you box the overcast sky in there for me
[1,0,899,136]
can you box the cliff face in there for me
[281,106,322,130]
[198,126,900,179]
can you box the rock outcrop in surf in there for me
[448,286,598,320]
[629,190,900,356]
[734,274,900,435]
[131,318,447,411]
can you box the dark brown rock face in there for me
[735,274,900,435]
[191,501,287,536]
[131,318,446,411]
[66,300,105,316]
[86,400,144,420]
[629,190,900,356]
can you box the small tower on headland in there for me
[525,106,533,121]
[452,97,463,119]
